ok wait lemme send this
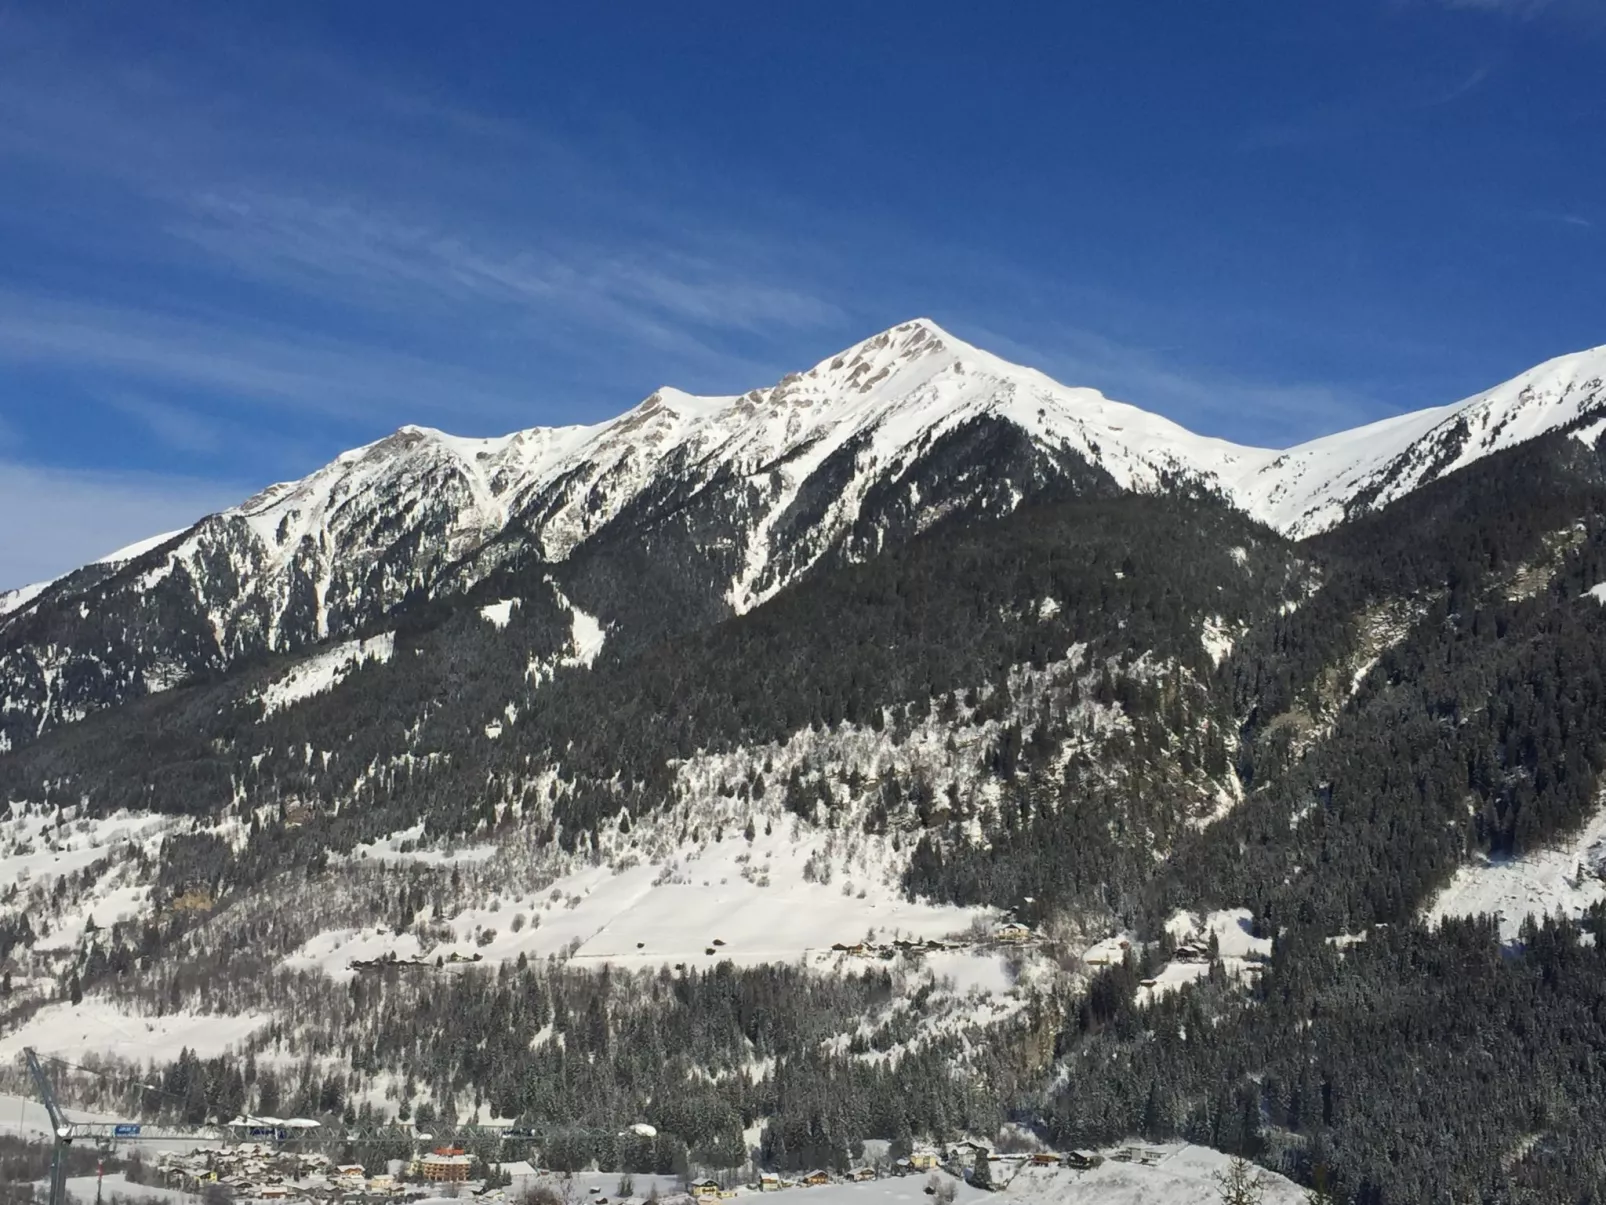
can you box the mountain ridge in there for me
[10,320,1606,605]
[2,320,1603,753]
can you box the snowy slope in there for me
[1425,796,1606,942]
[1236,343,1606,536]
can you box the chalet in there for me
[1029,1152,1061,1166]
[690,1181,722,1198]
[908,1152,940,1170]
[1172,943,1207,963]
[802,1170,832,1186]
[336,1166,367,1179]
[758,1174,781,1192]
[993,922,1031,944]
[261,1188,289,1200]
[850,1167,876,1181]
[1063,1152,1096,1170]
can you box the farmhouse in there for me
[802,1171,832,1186]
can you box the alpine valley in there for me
[7,319,1606,1202]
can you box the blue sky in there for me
[1,0,1603,588]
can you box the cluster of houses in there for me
[153,1144,481,1202]
[829,921,1035,961]
[149,1133,1101,1204]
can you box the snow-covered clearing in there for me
[503,1171,684,1204]
[257,633,395,716]
[0,999,268,1063]
[997,1144,1304,1205]
[480,599,517,628]
[287,819,991,982]
[1426,801,1606,942]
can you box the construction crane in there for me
[25,1047,236,1205]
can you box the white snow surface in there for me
[286,815,991,981]
[0,580,51,618]
[1426,799,1606,941]
[92,529,186,567]
[257,633,395,715]
[996,1145,1305,1205]
[479,598,517,628]
[0,999,268,1063]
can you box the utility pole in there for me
[24,1047,71,1205]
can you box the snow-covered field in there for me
[997,1145,1304,1205]
[499,1150,1305,1205]
[287,821,992,981]
[1426,800,1606,942]
[58,1172,194,1205]
[0,1000,269,1063]
[0,806,172,886]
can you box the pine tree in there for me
[1214,1157,1265,1205]
[971,1152,993,1191]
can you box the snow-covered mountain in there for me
[3,319,1604,749]
[0,320,1260,747]
[1235,343,1606,536]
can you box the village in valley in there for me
[142,1134,1113,1205]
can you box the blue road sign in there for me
[113,1124,141,1138]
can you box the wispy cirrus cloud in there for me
[1423,0,1606,27]
[0,291,543,428]
[1532,209,1595,231]
[169,191,844,346]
